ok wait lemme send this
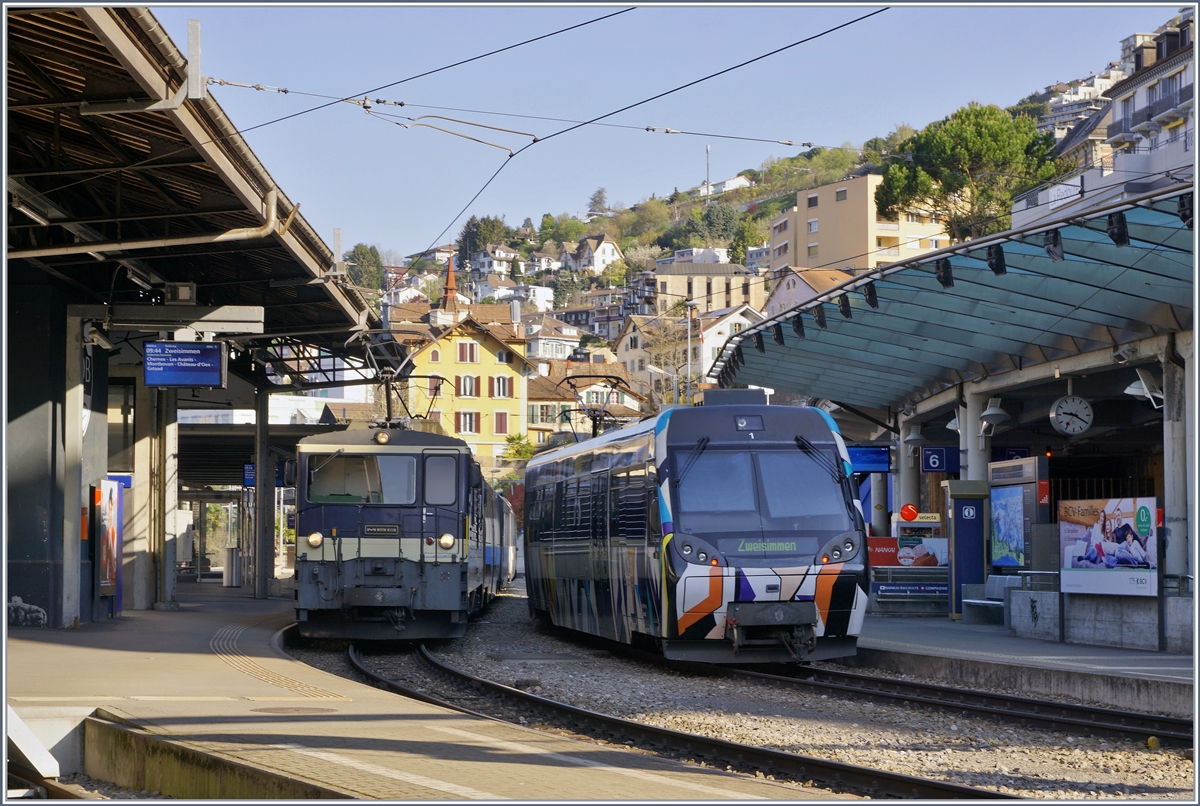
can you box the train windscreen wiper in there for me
[794,435,843,481]
[675,437,710,485]
[310,448,345,477]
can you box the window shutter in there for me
[529,404,537,424]
[455,375,462,396]
[496,411,508,434]
[488,376,495,398]
[458,342,466,362]
[454,411,462,433]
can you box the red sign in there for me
[868,536,947,567]
[900,504,919,521]
[1037,479,1050,506]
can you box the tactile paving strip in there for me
[209,615,344,699]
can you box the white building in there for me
[522,313,584,360]
[745,243,772,273]
[473,273,516,302]
[561,234,623,274]
[526,251,562,274]
[470,244,521,278]
[693,174,753,197]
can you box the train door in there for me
[644,467,662,635]
[589,471,616,639]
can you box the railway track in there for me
[715,664,1194,749]
[348,642,1013,800]
[6,763,93,800]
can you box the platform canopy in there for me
[6,7,400,388]
[713,186,1194,410]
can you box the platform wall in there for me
[1009,590,1193,654]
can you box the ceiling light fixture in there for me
[791,313,805,339]
[771,323,785,345]
[1043,229,1065,262]
[753,331,765,353]
[837,293,852,318]
[934,258,954,288]
[812,305,827,330]
[986,244,1006,276]
[1106,212,1129,246]
[863,281,878,308]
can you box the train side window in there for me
[609,472,623,538]
[646,468,660,540]
[425,455,457,506]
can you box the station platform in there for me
[6,581,826,800]
[842,614,1193,717]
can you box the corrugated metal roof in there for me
[713,185,1193,409]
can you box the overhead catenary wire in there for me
[416,6,890,259]
[33,8,634,199]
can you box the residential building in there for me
[561,233,623,274]
[506,283,554,312]
[526,251,562,274]
[767,174,947,276]
[389,263,535,469]
[693,174,753,197]
[1014,9,1193,229]
[473,273,516,303]
[469,244,521,278]
[1037,66,1126,142]
[745,243,772,273]
[762,268,856,318]
[655,246,729,269]
[404,243,455,266]
[545,306,595,333]
[522,312,584,360]
[1101,11,1193,159]
[526,360,642,445]
[633,262,765,315]
[696,305,766,375]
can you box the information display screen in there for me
[143,341,227,388]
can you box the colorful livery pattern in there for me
[525,404,868,663]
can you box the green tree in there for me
[502,433,536,460]
[631,198,669,235]
[1006,91,1051,121]
[538,213,557,245]
[588,187,608,214]
[702,203,738,243]
[457,215,481,270]
[477,215,513,249]
[874,102,1061,241]
[555,213,586,247]
[550,273,581,308]
[344,243,384,290]
[728,216,766,265]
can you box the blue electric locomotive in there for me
[292,422,516,640]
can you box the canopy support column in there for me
[966,393,989,482]
[1162,340,1190,582]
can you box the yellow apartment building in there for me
[399,316,532,469]
[768,174,948,276]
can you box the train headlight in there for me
[307,532,323,548]
[817,531,860,564]
[374,430,391,445]
[682,544,693,555]
[437,533,456,550]
[697,552,708,562]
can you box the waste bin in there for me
[222,547,241,587]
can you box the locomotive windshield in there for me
[673,447,856,561]
[307,453,417,504]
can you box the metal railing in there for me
[1106,117,1134,140]
[876,247,900,256]
[1180,82,1194,105]
[1151,89,1181,119]
[1018,570,1059,592]
[874,221,899,230]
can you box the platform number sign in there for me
[920,446,960,473]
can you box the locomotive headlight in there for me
[817,531,860,564]
[437,533,456,550]
[374,430,391,445]
[307,532,323,548]
[697,552,708,562]
[682,544,693,555]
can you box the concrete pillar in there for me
[966,393,989,482]
[1162,345,1189,580]
[898,426,919,510]
[155,391,179,610]
[254,388,272,599]
[870,472,889,536]
[130,374,156,609]
[1181,333,1194,584]
[958,405,969,481]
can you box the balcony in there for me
[1105,116,1142,145]
[876,248,900,256]
[1151,89,1186,126]
[1130,106,1160,135]
[1180,82,1194,111]
[875,221,899,230]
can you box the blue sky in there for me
[150,3,1178,261]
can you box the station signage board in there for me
[144,341,227,388]
[920,446,960,473]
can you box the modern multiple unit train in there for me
[292,423,517,640]
[523,404,868,663]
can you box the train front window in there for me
[755,450,854,533]
[425,455,457,505]
[307,454,416,504]
[673,448,856,561]
[675,451,757,534]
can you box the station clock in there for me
[1049,395,1094,436]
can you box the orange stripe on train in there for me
[814,563,844,625]
[677,568,723,633]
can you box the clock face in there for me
[1050,395,1094,435]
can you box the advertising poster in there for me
[867,536,948,567]
[1060,498,1158,596]
[989,484,1026,567]
[98,479,120,596]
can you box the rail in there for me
[718,665,1192,748]
[347,643,1009,800]
[6,762,95,800]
